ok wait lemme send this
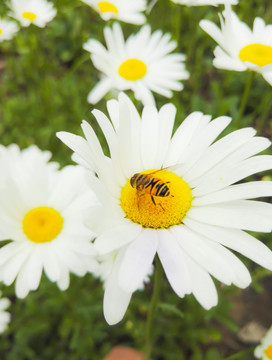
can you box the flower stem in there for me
[145,256,163,360]
[236,71,255,129]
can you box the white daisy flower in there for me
[57,93,272,325]
[200,5,272,85]
[0,144,98,298]
[0,19,19,42]
[170,0,238,6]
[9,0,57,28]
[83,23,189,105]
[80,0,147,25]
[255,325,272,360]
[0,291,11,334]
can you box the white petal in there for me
[118,229,158,292]
[180,116,231,173]
[0,241,27,266]
[42,247,61,281]
[103,249,132,325]
[56,132,96,170]
[56,246,87,276]
[1,245,32,286]
[213,46,246,71]
[81,121,117,193]
[263,72,272,85]
[184,127,256,182]
[199,19,225,49]
[192,155,272,196]
[184,217,272,271]
[133,82,155,106]
[25,247,43,291]
[94,222,142,255]
[165,112,204,166]
[106,99,120,130]
[184,253,218,310]
[172,225,251,287]
[140,105,160,169]
[115,93,143,177]
[87,78,113,104]
[157,103,176,166]
[56,262,70,290]
[187,200,272,232]
[157,229,191,297]
[0,298,11,310]
[14,261,33,298]
[91,109,116,157]
[193,181,272,206]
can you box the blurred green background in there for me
[0,0,272,359]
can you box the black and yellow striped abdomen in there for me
[130,172,171,205]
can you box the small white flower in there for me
[84,22,189,105]
[0,19,19,42]
[170,0,237,6]
[9,0,57,28]
[0,291,11,334]
[80,0,147,25]
[200,5,272,85]
[0,144,98,298]
[58,93,272,325]
[255,326,272,360]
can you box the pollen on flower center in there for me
[22,206,64,243]
[98,1,118,14]
[239,43,272,67]
[118,58,147,81]
[22,11,37,21]
[120,169,193,229]
[0,28,2,35]
[265,345,272,360]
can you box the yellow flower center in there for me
[239,43,272,67]
[22,12,37,21]
[98,1,118,14]
[0,28,2,35]
[118,59,147,81]
[120,169,193,229]
[265,345,272,359]
[22,206,64,243]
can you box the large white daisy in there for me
[170,0,238,6]
[83,23,189,105]
[80,0,147,25]
[200,5,272,85]
[9,0,57,28]
[0,291,11,334]
[0,19,19,42]
[0,144,98,298]
[58,93,272,325]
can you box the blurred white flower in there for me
[80,0,147,25]
[58,93,272,325]
[0,145,98,298]
[255,325,272,360]
[9,0,57,28]
[84,23,189,105]
[0,19,19,42]
[0,291,11,334]
[200,5,272,85]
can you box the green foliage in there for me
[0,0,272,359]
